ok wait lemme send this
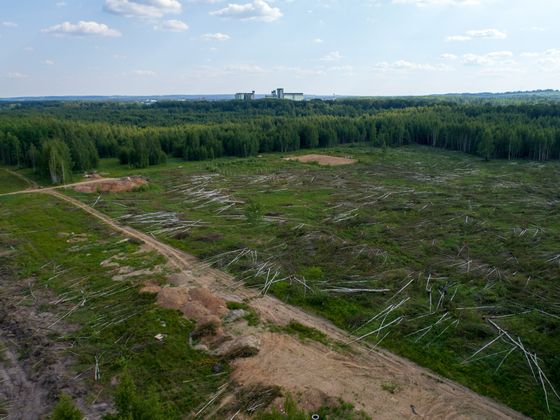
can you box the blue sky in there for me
[1,0,559,96]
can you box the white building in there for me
[234,91,255,100]
[270,88,304,101]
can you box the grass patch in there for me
[282,321,330,346]
[226,301,260,326]
[381,382,399,394]
[0,168,30,193]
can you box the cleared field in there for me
[67,145,560,418]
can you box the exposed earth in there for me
[284,154,357,166]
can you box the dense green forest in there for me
[1,99,560,183]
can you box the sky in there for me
[1,0,559,97]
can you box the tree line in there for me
[1,101,560,183]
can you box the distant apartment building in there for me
[234,91,255,100]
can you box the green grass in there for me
[226,301,260,326]
[60,144,560,418]
[0,193,228,417]
[254,395,370,420]
[281,321,330,346]
[381,382,398,394]
[0,168,30,193]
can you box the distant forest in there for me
[1,98,560,183]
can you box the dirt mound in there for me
[73,176,148,194]
[140,284,162,294]
[189,288,229,317]
[156,287,227,327]
[157,287,190,310]
[212,335,260,359]
[284,154,356,166]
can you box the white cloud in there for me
[201,32,231,41]
[2,21,18,28]
[104,0,182,18]
[210,0,283,22]
[374,60,452,72]
[521,49,560,71]
[44,59,55,65]
[224,64,266,73]
[461,53,491,65]
[274,66,327,78]
[42,21,121,37]
[447,28,507,42]
[321,51,343,62]
[486,50,512,58]
[312,38,324,44]
[446,35,471,42]
[190,63,268,79]
[466,28,507,39]
[392,0,484,6]
[154,19,189,31]
[458,51,514,66]
[440,53,458,60]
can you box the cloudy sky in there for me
[1,0,559,96]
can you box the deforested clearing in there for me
[55,145,558,418]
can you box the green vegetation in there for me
[254,396,307,420]
[104,371,168,419]
[226,301,260,326]
[51,394,83,420]
[255,395,370,420]
[281,321,330,347]
[381,382,399,394]
[61,145,560,418]
[2,100,560,184]
[0,168,29,193]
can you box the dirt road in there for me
[1,181,527,419]
[0,177,119,198]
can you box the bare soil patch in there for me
[284,154,356,166]
[156,287,228,328]
[73,176,148,194]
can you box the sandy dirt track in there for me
[0,177,119,197]
[1,181,527,419]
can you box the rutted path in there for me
[0,177,119,197]
[1,180,527,419]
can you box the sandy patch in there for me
[73,176,148,194]
[156,287,228,326]
[284,154,356,166]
